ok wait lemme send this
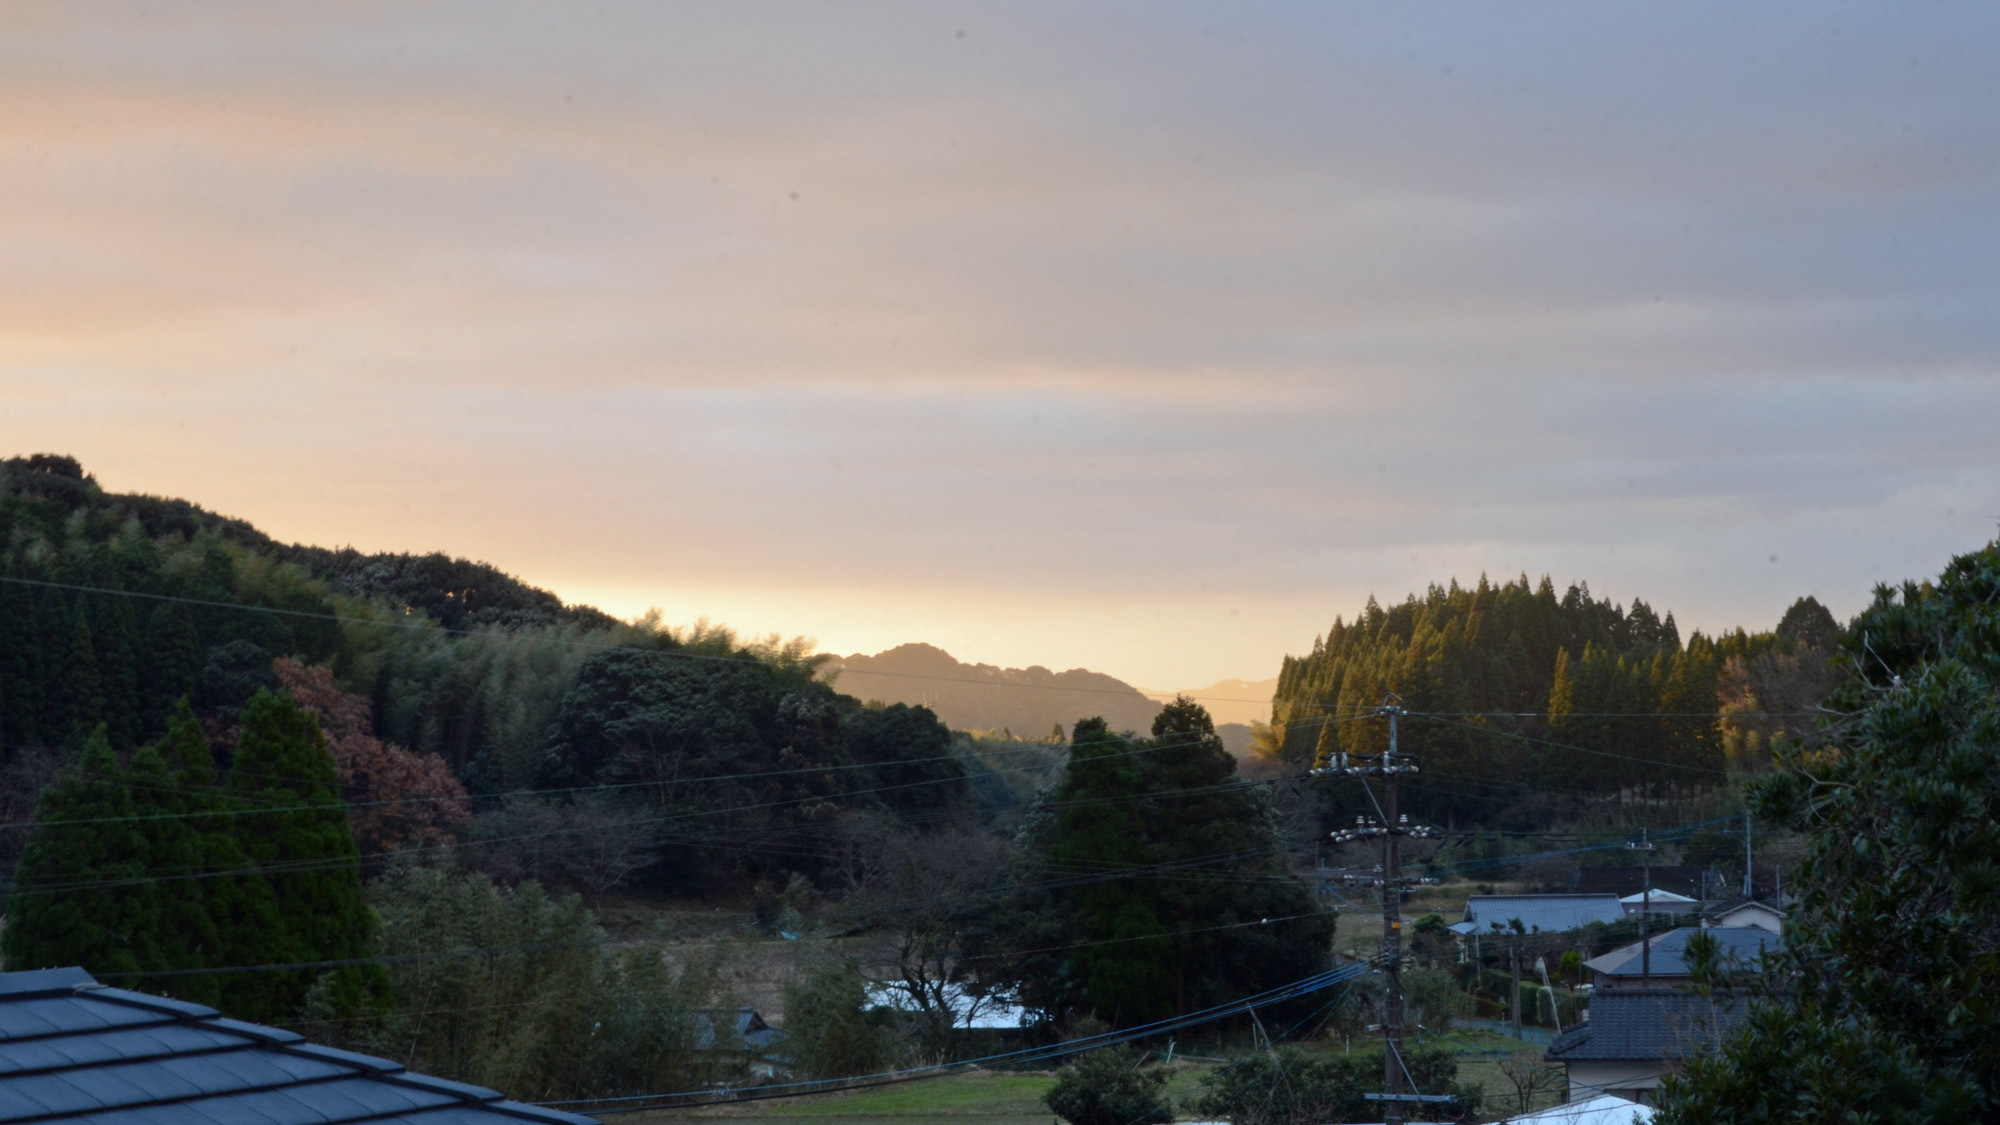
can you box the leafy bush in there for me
[1195,1047,1372,1125]
[1195,1044,1479,1125]
[1044,1048,1172,1125]
[335,862,719,1100]
[782,959,894,1080]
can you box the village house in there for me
[1544,988,1748,1105]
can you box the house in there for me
[692,1007,788,1079]
[1617,888,1700,917]
[1568,866,1724,902]
[1501,1092,1655,1123]
[1448,894,1626,937]
[1702,899,1785,934]
[1545,988,1747,1105]
[0,966,597,1125]
[1582,926,1777,991]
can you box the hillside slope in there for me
[823,643,1162,736]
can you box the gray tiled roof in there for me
[1455,894,1626,935]
[1584,927,1778,979]
[0,968,597,1125]
[1546,989,1748,1062]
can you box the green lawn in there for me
[633,1069,1061,1125]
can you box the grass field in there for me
[626,1027,1564,1124]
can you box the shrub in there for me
[1044,1048,1172,1125]
[782,959,894,1080]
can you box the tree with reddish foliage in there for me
[273,658,471,858]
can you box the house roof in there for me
[1703,899,1787,924]
[1583,927,1778,979]
[692,1008,785,1055]
[1453,894,1626,935]
[1546,989,1748,1063]
[1617,889,1698,905]
[0,968,596,1125]
[1567,866,1717,900]
[1501,1093,1656,1123]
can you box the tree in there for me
[350,862,718,1100]
[1194,1044,1478,1125]
[273,658,471,858]
[2,728,155,977]
[1044,1048,1172,1125]
[782,959,894,1080]
[227,689,382,1020]
[1658,539,2000,1123]
[973,703,1335,1030]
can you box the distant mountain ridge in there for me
[823,643,1162,737]
[1138,677,1276,727]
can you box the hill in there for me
[823,643,1162,736]
[1140,676,1277,727]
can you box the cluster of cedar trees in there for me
[1270,574,1841,824]
[2,696,377,1022]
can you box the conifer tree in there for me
[88,592,141,748]
[2,727,157,976]
[58,608,106,741]
[139,602,203,737]
[228,689,381,1019]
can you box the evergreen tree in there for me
[228,689,381,1019]
[983,703,1335,1029]
[87,591,141,748]
[2,727,157,976]
[58,607,106,742]
[139,602,204,738]
[1659,541,2000,1122]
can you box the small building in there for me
[1501,1092,1656,1123]
[1448,894,1626,937]
[1702,899,1785,934]
[1618,888,1700,917]
[0,967,597,1125]
[1582,926,1777,991]
[693,1007,788,1079]
[1545,988,1747,1105]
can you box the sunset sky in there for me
[4,2,1998,689]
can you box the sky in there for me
[4,2,1999,690]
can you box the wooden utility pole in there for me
[1627,829,1656,985]
[1321,702,1435,1125]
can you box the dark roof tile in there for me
[0,970,599,1125]
[1546,989,1748,1062]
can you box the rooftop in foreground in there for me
[0,967,596,1125]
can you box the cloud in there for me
[2,2,1998,684]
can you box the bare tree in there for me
[847,826,1006,1056]
[1499,1051,1564,1114]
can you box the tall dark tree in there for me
[976,701,1334,1029]
[227,690,380,1020]
[1659,540,2000,1123]
[2,728,157,976]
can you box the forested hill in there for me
[1271,574,1843,825]
[0,454,977,896]
[824,643,1161,737]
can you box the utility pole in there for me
[1627,829,1656,985]
[1321,702,1435,1125]
[1743,808,1754,900]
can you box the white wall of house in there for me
[1565,1059,1669,1104]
